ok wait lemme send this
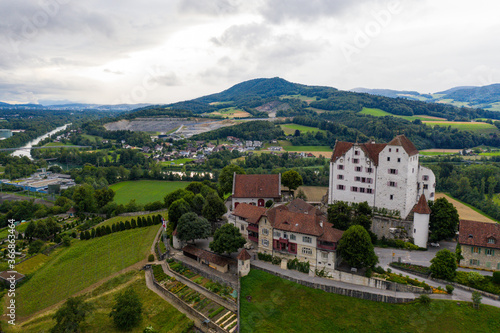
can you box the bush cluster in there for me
[80,214,162,240]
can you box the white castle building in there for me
[328,135,436,247]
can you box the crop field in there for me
[283,146,331,152]
[161,158,194,166]
[435,193,497,223]
[240,269,500,333]
[280,124,326,135]
[293,186,328,202]
[419,149,460,156]
[423,121,498,134]
[15,225,160,318]
[479,151,500,156]
[5,271,192,333]
[110,180,188,205]
[15,253,52,275]
[359,107,446,121]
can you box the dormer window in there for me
[488,238,496,244]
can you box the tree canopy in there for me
[430,249,457,280]
[281,170,303,192]
[210,223,246,254]
[109,288,143,330]
[218,164,245,195]
[429,197,459,241]
[337,225,378,269]
[50,297,94,333]
[202,192,227,223]
[168,198,191,229]
[177,212,211,243]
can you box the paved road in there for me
[375,241,493,276]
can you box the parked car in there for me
[430,242,440,247]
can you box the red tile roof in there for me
[458,220,500,250]
[360,142,387,166]
[182,245,234,267]
[237,249,251,260]
[318,222,344,243]
[233,174,281,199]
[287,198,327,221]
[412,194,431,214]
[330,141,353,162]
[232,203,267,224]
[388,135,419,156]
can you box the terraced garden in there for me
[151,264,237,332]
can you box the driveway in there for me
[375,241,493,276]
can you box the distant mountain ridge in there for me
[350,83,500,111]
[0,101,150,111]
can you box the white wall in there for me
[418,166,436,201]
[232,197,275,210]
[413,212,430,248]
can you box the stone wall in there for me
[148,269,227,333]
[371,214,413,240]
[252,265,415,303]
[173,258,238,290]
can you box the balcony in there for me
[247,224,259,233]
[317,242,336,251]
[248,235,258,243]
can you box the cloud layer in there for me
[0,0,499,104]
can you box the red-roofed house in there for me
[231,199,344,275]
[231,173,281,210]
[328,135,435,219]
[458,220,500,270]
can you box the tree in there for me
[50,297,94,333]
[337,225,378,269]
[209,223,246,254]
[109,288,143,330]
[472,291,482,309]
[296,189,307,200]
[62,235,71,247]
[327,201,352,231]
[352,202,373,231]
[202,192,227,223]
[164,189,191,209]
[191,193,206,215]
[281,170,303,192]
[34,221,50,240]
[95,188,115,209]
[72,184,97,213]
[28,239,45,255]
[218,164,246,195]
[177,212,211,243]
[168,199,191,229]
[25,221,36,241]
[430,249,457,280]
[429,198,459,242]
[294,129,301,137]
[455,243,464,263]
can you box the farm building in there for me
[231,173,282,210]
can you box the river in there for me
[11,123,71,159]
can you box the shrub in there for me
[493,271,500,285]
[148,254,155,262]
[446,285,454,294]
[271,256,281,265]
[417,294,431,305]
[373,266,385,274]
[365,268,372,278]
[257,252,273,262]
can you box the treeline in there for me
[81,122,152,147]
[80,214,162,240]
[0,198,72,228]
[431,162,500,221]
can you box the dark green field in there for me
[109,180,189,205]
[240,269,500,333]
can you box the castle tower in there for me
[237,249,251,277]
[412,194,431,248]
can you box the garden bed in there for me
[389,262,431,277]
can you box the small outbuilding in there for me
[182,245,233,273]
[0,271,25,287]
[237,249,251,277]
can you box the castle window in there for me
[262,239,269,247]
[388,181,397,187]
[397,158,401,162]
[359,188,366,193]
[302,247,312,255]
[488,238,496,244]
[337,185,345,190]
[389,148,392,152]
[485,249,494,256]
[355,166,362,172]
[390,195,394,200]
[355,176,361,181]
[274,231,281,238]
[396,148,399,152]
[367,188,373,194]
[338,165,344,170]
[355,150,360,155]
[387,157,390,161]
[423,175,429,181]
[353,158,359,164]
[366,167,373,173]
[262,228,269,236]
[351,186,358,192]
[303,236,312,244]
[388,169,398,174]
[430,192,434,198]
[290,234,296,241]
[337,174,344,180]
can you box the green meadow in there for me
[109,180,189,205]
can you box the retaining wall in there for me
[173,258,238,290]
[252,265,416,304]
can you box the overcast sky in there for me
[1,0,499,104]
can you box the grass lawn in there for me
[0,222,30,240]
[423,121,498,134]
[15,253,52,275]
[110,180,189,205]
[493,194,500,206]
[419,151,456,156]
[15,225,160,318]
[359,107,446,122]
[280,124,326,136]
[4,271,192,333]
[160,158,194,166]
[240,269,500,333]
[209,107,251,118]
[479,151,500,156]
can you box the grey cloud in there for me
[210,23,271,48]
[153,73,182,86]
[178,0,243,16]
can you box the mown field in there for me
[283,146,331,152]
[209,107,251,118]
[160,158,194,166]
[4,271,192,333]
[280,124,327,135]
[359,107,446,121]
[110,180,189,205]
[435,193,497,223]
[15,225,160,318]
[240,269,500,333]
[423,121,498,134]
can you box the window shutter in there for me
[387,181,391,186]
[395,182,398,187]
[479,248,481,254]
[395,169,398,175]
[492,250,495,256]
[470,259,473,265]
[471,246,473,254]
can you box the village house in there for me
[231,199,344,274]
[231,173,282,210]
[459,220,500,271]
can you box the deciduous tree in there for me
[430,249,457,280]
[177,212,211,243]
[202,192,227,223]
[210,223,246,254]
[429,198,459,241]
[218,164,246,195]
[168,198,191,229]
[109,288,143,330]
[281,170,303,192]
[337,225,378,269]
[50,297,93,333]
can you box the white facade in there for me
[328,136,435,219]
[413,212,430,248]
[232,197,275,210]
